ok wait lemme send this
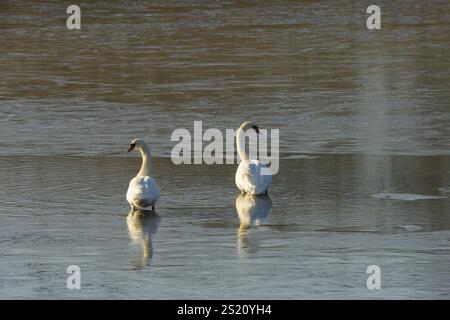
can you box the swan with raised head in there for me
[235,122,272,194]
[126,139,160,210]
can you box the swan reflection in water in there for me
[126,209,161,270]
[235,194,272,257]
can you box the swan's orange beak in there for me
[127,144,135,152]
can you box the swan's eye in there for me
[127,143,136,152]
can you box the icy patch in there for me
[371,193,446,201]
[284,154,318,159]
[399,225,424,232]
[438,187,450,193]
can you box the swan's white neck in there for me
[137,145,152,177]
[236,127,249,161]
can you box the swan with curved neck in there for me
[128,139,153,177]
[126,139,161,210]
[235,122,272,195]
[236,121,259,161]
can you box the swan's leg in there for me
[265,189,268,194]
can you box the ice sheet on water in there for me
[371,193,447,201]
[283,155,319,160]
[399,225,424,232]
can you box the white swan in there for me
[235,122,272,194]
[126,139,161,210]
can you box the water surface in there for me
[0,0,449,157]
[0,0,450,299]
[1,155,450,299]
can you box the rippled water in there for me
[1,0,449,156]
[1,0,450,299]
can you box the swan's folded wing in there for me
[260,162,272,190]
[247,161,260,181]
[127,176,160,207]
[141,177,161,202]
[250,160,272,193]
[240,161,262,194]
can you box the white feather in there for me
[235,160,272,195]
[127,176,160,209]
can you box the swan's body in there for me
[126,139,160,210]
[235,122,272,195]
[235,160,272,195]
[127,176,160,209]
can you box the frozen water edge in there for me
[371,193,447,201]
